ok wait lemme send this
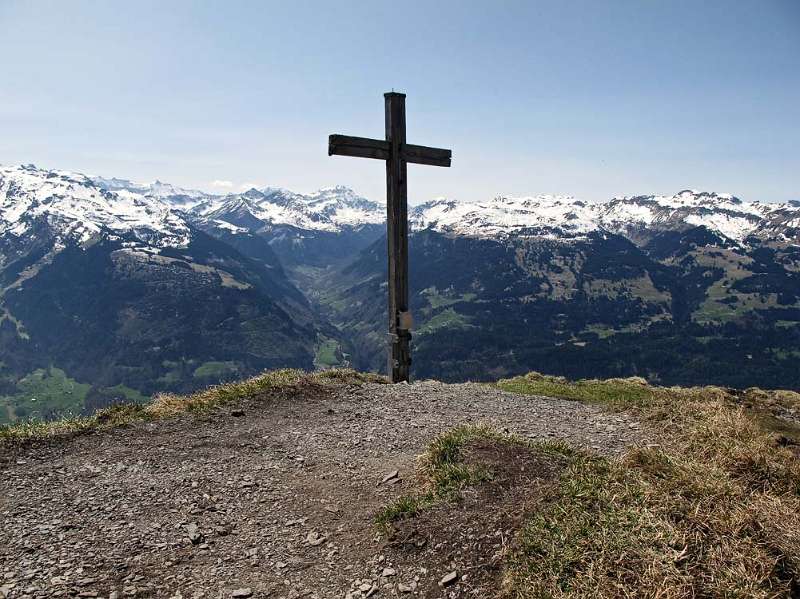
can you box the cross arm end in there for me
[328,134,390,161]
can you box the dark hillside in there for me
[320,229,800,388]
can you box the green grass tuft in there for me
[375,494,427,528]
[375,425,502,529]
[0,402,152,445]
[497,371,656,409]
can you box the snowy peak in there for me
[304,186,385,227]
[0,164,192,248]
[196,185,384,233]
[200,194,275,232]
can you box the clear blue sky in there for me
[1,0,798,204]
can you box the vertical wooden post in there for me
[385,92,410,383]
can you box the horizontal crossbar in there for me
[328,134,451,167]
[404,144,451,167]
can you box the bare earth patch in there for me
[382,438,567,597]
[0,380,639,599]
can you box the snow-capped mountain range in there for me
[411,191,800,243]
[0,164,192,248]
[410,195,597,240]
[194,185,384,234]
[1,164,798,250]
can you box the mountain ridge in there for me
[4,163,797,248]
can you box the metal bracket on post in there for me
[398,311,413,331]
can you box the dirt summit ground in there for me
[0,378,641,599]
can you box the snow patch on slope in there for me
[411,195,597,239]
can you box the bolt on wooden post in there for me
[328,92,451,382]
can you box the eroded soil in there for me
[384,439,568,596]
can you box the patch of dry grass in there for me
[498,371,800,440]
[500,373,800,598]
[0,368,385,447]
[376,376,799,598]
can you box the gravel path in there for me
[0,381,642,599]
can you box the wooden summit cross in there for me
[328,92,451,383]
